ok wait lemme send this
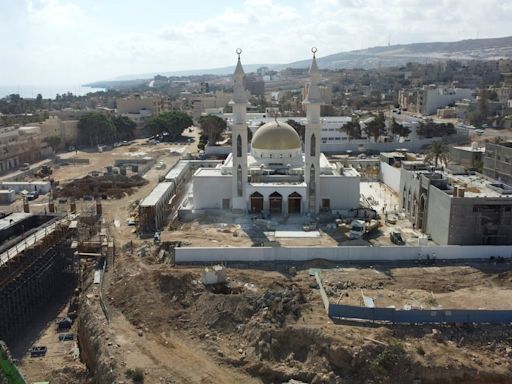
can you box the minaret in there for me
[302,47,322,214]
[230,48,248,212]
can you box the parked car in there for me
[83,195,94,201]
[390,231,405,245]
[56,317,73,331]
[58,333,74,341]
[30,346,47,357]
[26,191,39,201]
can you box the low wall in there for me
[328,304,512,324]
[175,245,512,263]
[313,271,512,324]
[380,161,401,192]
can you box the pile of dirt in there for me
[47,367,92,384]
[107,264,512,384]
[56,174,148,199]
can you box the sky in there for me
[1,0,512,86]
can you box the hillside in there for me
[86,36,512,86]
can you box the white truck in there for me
[348,219,380,240]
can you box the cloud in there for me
[2,0,512,85]
[26,0,83,26]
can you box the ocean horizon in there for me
[0,85,106,99]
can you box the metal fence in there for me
[0,220,60,267]
[327,304,512,324]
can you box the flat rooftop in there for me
[194,168,228,177]
[452,145,485,153]
[140,182,174,206]
[448,173,512,198]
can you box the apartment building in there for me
[399,162,512,245]
[0,126,51,174]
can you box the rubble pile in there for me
[56,174,148,199]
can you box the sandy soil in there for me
[104,253,512,384]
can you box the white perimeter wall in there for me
[379,162,401,193]
[176,245,512,263]
[0,181,51,194]
[192,174,232,209]
[320,175,360,210]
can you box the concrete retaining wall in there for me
[175,245,512,263]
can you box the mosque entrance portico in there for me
[288,192,302,214]
[269,191,283,214]
[250,191,264,213]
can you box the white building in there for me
[192,50,360,214]
[417,85,474,115]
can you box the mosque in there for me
[192,49,360,215]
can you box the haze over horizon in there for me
[2,0,512,86]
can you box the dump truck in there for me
[348,219,380,240]
[0,340,26,384]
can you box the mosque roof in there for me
[251,121,301,150]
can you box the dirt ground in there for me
[9,125,512,383]
[322,265,512,309]
[103,252,512,384]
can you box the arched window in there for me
[237,165,243,196]
[310,134,316,157]
[236,134,242,158]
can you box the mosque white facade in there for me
[192,49,360,215]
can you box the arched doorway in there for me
[288,192,302,214]
[250,192,263,213]
[269,192,283,214]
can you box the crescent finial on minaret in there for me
[311,47,317,58]
[236,48,242,59]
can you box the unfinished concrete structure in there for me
[0,213,75,344]
[399,162,512,245]
[483,141,512,186]
[138,182,175,234]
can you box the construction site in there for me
[1,129,512,384]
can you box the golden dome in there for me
[251,121,301,150]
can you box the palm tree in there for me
[425,140,448,167]
[340,119,361,142]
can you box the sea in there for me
[0,85,106,99]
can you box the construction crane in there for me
[0,340,26,384]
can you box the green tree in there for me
[198,115,227,145]
[112,115,136,140]
[468,86,489,127]
[425,140,449,167]
[286,119,305,141]
[341,119,362,142]
[363,112,386,142]
[35,93,43,108]
[45,135,62,151]
[391,118,411,138]
[145,111,192,140]
[77,112,116,146]
[417,120,455,138]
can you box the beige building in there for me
[181,91,234,119]
[0,126,51,174]
[32,116,79,146]
[117,94,165,124]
